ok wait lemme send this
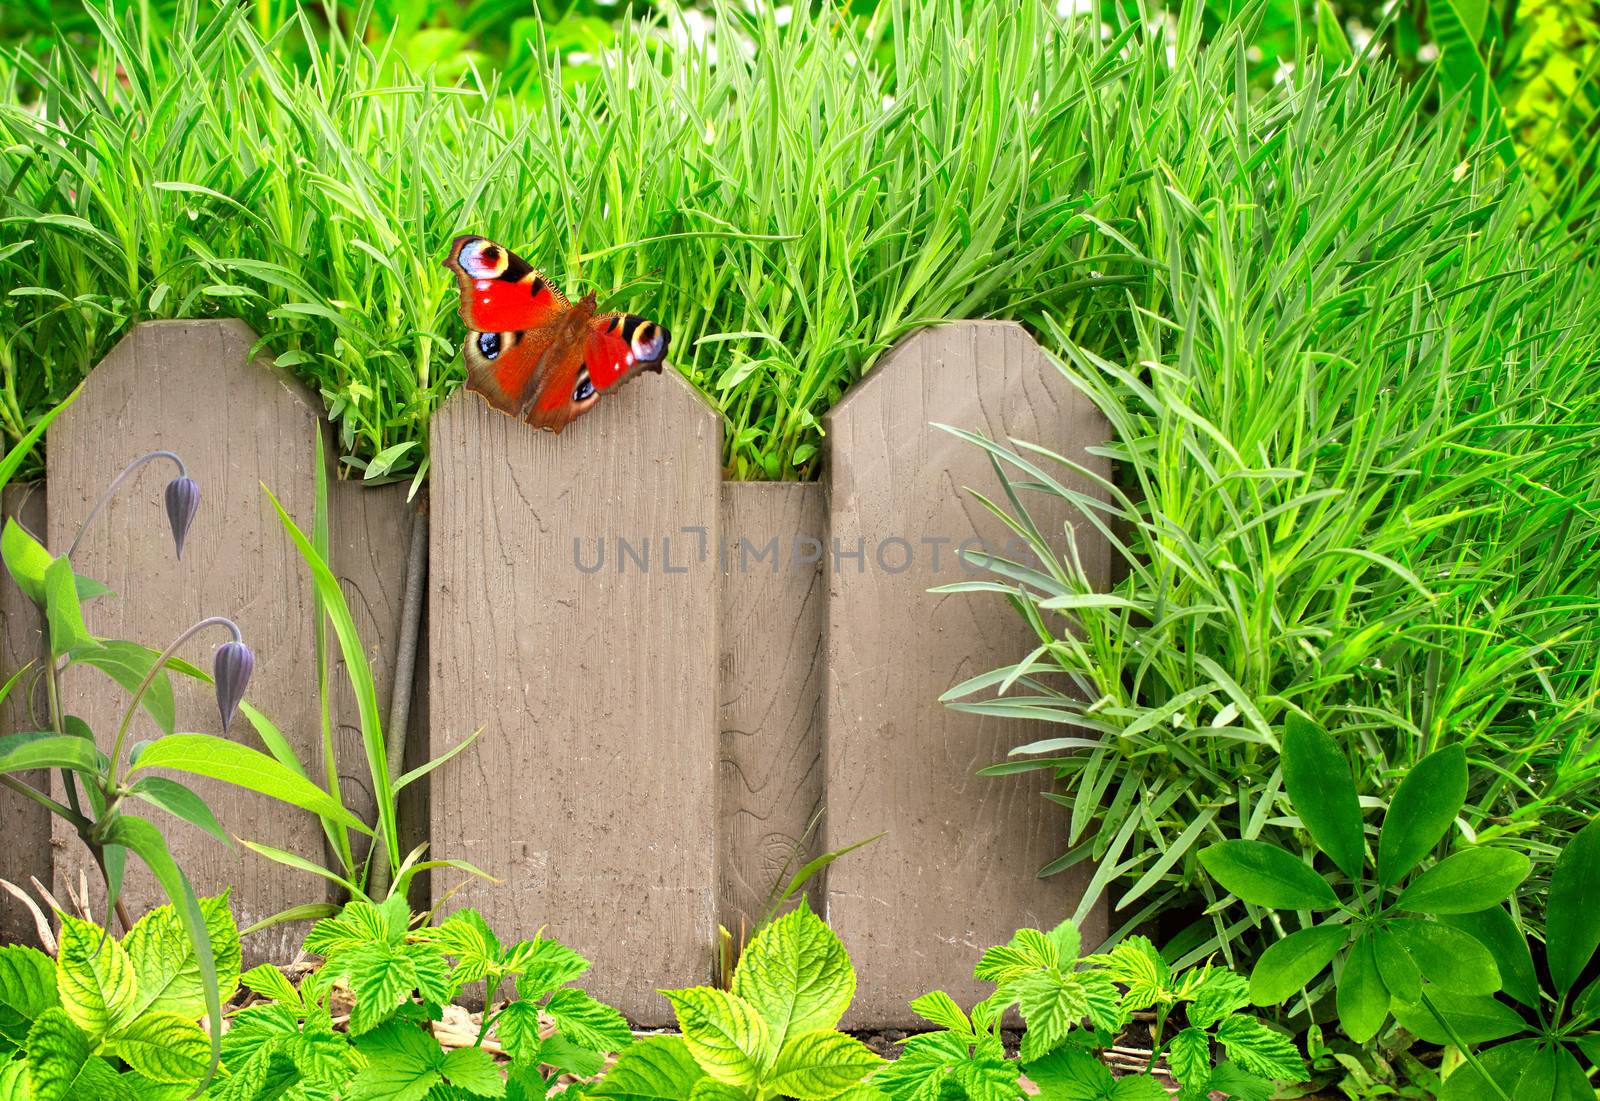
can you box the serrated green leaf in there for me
[24,1007,136,1101]
[348,1020,446,1101]
[305,901,399,957]
[908,991,970,1036]
[589,1035,706,1101]
[730,906,853,1048]
[1014,971,1087,1060]
[1021,1045,1113,1100]
[1214,1015,1304,1083]
[766,1029,884,1099]
[662,988,769,1087]
[419,910,502,984]
[874,1032,971,1101]
[56,916,138,1039]
[1205,1061,1276,1101]
[124,893,241,1021]
[1108,1076,1168,1101]
[1045,920,1081,966]
[545,987,632,1054]
[540,1032,607,1079]
[441,1046,505,1096]
[240,963,303,1009]
[688,1080,750,1101]
[1186,968,1249,1029]
[495,999,543,1065]
[1167,1027,1212,1093]
[507,938,590,998]
[344,942,420,1034]
[973,929,1056,985]
[1087,936,1168,1012]
[108,1011,211,1083]
[0,944,58,1052]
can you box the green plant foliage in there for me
[203,897,633,1100]
[937,38,1600,952]
[0,896,238,1100]
[1391,816,1600,1100]
[1197,718,1529,1049]
[593,904,884,1101]
[882,918,1304,1101]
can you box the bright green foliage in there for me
[1198,719,1529,1046]
[594,905,883,1101]
[1391,817,1600,1100]
[211,899,632,1101]
[883,919,1303,1101]
[0,897,238,1100]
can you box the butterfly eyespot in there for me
[632,323,666,362]
[574,375,596,402]
[477,331,502,360]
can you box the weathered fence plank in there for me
[47,320,328,960]
[718,483,826,942]
[823,321,1111,1025]
[429,374,722,1024]
[0,484,52,944]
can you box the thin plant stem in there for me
[108,616,241,784]
[65,450,186,560]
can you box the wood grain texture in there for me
[822,321,1111,1025]
[429,371,721,1024]
[326,479,420,895]
[0,484,53,944]
[47,320,327,962]
[718,483,825,940]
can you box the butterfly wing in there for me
[585,313,670,389]
[444,235,568,332]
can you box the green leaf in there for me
[1373,926,1422,1005]
[0,734,104,776]
[306,900,403,956]
[0,1059,28,1100]
[908,991,971,1036]
[1377,745,1466,888]
[1426,0,1515,164]
[766,1029,884,1099]
[540,1032,608,1079]
[1546,817,1600,995]
[689,1080,751,1101]
[1214,1015,1304,1083]
[1336,935,1390,1044]
[24,1007,137,1101]
[107,1012,210,1082]
[343,942,422,1034]
[1166,1027,1212,1094]
[1391,989,1526,1045]
[0,387,78,498]
[662,988,769,1088]
[128,776,231,846]
[55,915,138,1039]
[100,815,222,1090]
[70,640,178,735]
[0,944,58,1052]
[589,1035,707,1101]
[239,963,302,1009]
[1021,1045,1113,1100]
[1198,841,1339,910]
[1044,919,1081,965]
[1437,1037,1543,1101]
[347,1020,446,1101]
[419,909,502,984]
[1186,967,1250,1030]
[1087,936,1168,1012]
[1205,1061,1276,1101]
[1441,907,1538,1009]
[495,1000,543,1065]
[730,905,853,1048]
[1389,919,1500,995]
[506,937,590,998]
[129,734,367,833]
[1314,0,1353,64]
[1395,848,1529,915]
[1014,970,1087,1060]
[43,557,98,656]
[1108,1077,1168,1101]
[1281,715,1364,880]
[1,517,53,605]
[545,987,632,1053]
[973,928,1057,984]
[122,893,241,1021]
[441,1046,506,1096]
[1248,925,1347,1007]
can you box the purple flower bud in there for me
[214,640,254,732]
[164,476,200,560]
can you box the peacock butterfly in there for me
[443,234,670,432]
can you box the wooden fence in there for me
[0,318,1110,1026]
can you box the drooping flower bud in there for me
[214,640,254,732]
[164,476,200,560]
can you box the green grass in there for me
[939,18,1600,967]
[0,0,1148,483]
